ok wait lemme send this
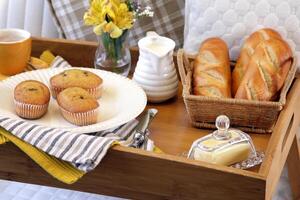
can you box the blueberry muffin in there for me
[57,87,99,126]
[14,80,50,119]
[50,69,103,99]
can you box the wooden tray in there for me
[0,37,300,200]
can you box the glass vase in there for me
[94,31,131,77]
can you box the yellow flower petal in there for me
[119,3,128,11]
[102,6,116,21]
[114,3,133,29]
[93,21,107,35]
[103,22,112,32]
[104,22,122,38]
[110,27,122,38]
[84,0,106,26]
[84,13,97,25]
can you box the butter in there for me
[193,142,251,166]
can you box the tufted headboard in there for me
[0,0,59,38]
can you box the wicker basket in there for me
[177,49,297,133]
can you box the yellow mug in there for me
[0,29,31,75]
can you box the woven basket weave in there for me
[177,49,297,133]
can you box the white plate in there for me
[0,67,147,134]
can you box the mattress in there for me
[0,180,124,200]
[0,167,291,200]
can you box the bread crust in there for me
[232,28,282,95]
[235,38,292,101]
[193,38,231,98]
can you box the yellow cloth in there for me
[0,135,9,144]
[40,50,56,65]
[153,146,163,154]
[0,128,85,184]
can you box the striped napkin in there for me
[0,117,153,172]
[0,57,156,172]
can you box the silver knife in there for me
[130,108,158,148]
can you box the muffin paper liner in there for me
[51,84,103,99]
[59,106,99,126]
[14,100,49,119]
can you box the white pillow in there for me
[184,0,300,64]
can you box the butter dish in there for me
[188,115,263,168]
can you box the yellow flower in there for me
[84,0,133,38]
[114,3,134,30]
[83,0,106,26]
[101,0,118,21]
[104,22,122,38]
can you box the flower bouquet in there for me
[84,0,153,76]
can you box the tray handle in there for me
[281,112,299,155]
[177,49,192,86]
[279,56,297,105]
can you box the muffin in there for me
[57,87,99,126]
[50,69,103,99]
[14,80,50,119]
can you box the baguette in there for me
[232,28,282,95]
[235,38,292,101]
[193,38,231,98]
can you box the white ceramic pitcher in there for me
[133,32,178,103]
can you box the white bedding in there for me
[0,180,124,200]
[0,171,291,200]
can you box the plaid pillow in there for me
[47,0,185,48]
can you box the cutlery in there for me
[130,108,158,148]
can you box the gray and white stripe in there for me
[0,116,154,172]
[50,56,70,68]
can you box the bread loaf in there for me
[193,38,231,98]
[232,28,282,95]
[235,38,292,101]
